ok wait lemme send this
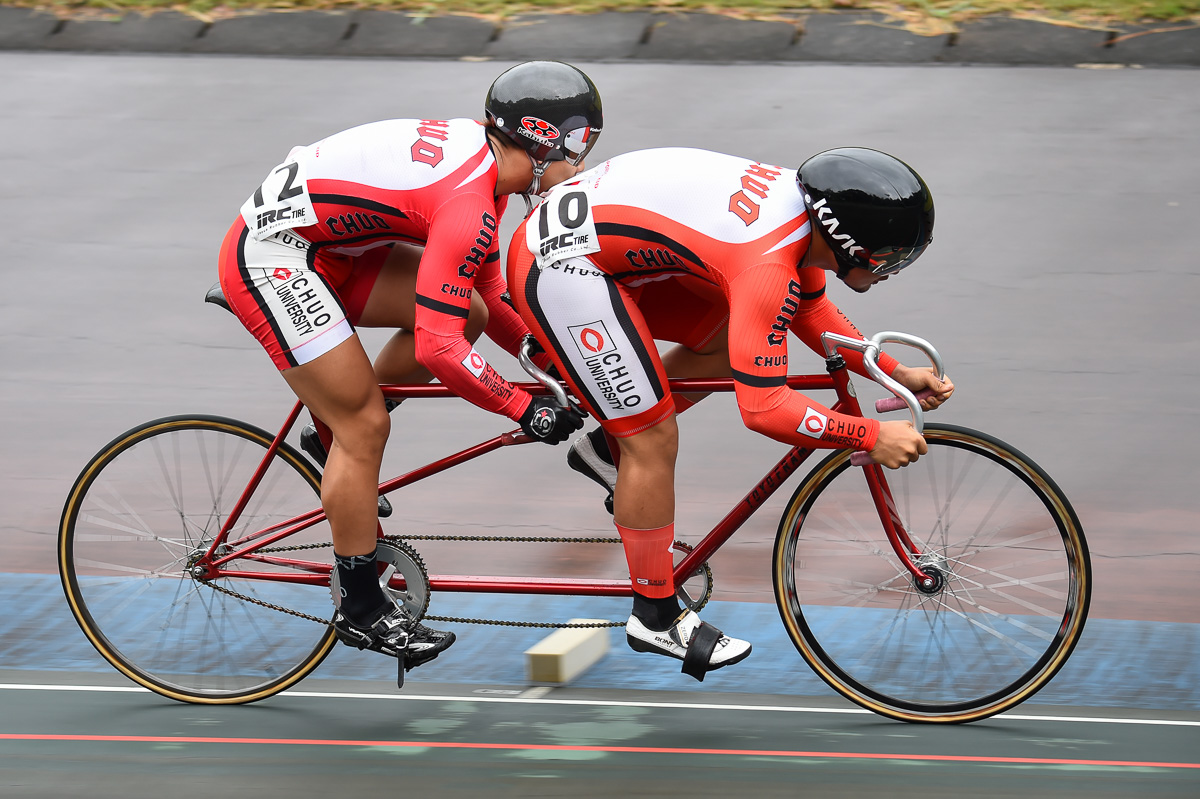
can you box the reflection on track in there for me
[2,683,1198,797]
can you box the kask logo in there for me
[798,407,829,439]
[806,195,864,259]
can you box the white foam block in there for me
[524,619,610,684]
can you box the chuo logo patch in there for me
[798,407,829,439]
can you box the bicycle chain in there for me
[196,533,656,629]
[202,578,331,625]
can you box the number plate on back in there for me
[240,153,317,241]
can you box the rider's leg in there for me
[644,275,730,413]
[571,277,730,491]
[570,326,730,498]
[282,334,457,663]
[305,244,487,459]
[610,411,751,675]
[661,325,730,412]
[609,416,684,630]
[356,242,489,387]
[218,224,454,664]
[507,252,751,678]
[281,336,392,625]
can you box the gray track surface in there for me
[1,52,1199,795]
[2,679,1199,798]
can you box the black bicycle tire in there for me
[58,414,337,705]
[772,423,1091,723]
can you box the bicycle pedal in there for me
[378,495,393,518]
[604,493,613,515]
[403,648,442,672]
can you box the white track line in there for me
[1,683,1197,727]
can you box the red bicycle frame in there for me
[192,362,933,593]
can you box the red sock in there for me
[616,522,675,599]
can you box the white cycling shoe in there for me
[626,610,752,682]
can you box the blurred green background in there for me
[10,0,1200,31]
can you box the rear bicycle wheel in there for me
[59,415,337,704]
[773,423,1090,723]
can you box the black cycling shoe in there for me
[300,422,328,468]
[333,604,456,668]
[302,423,393,517]
[566,428,617,515]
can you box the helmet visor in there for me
[563,125,601,166]
[861,239,930,276]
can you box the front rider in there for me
[216,61,598,673]
[507,147,955,680]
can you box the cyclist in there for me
[507,147,954,680]
[216,61,600,672]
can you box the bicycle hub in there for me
[914,565,945,594]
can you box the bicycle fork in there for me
[824,352,939,592]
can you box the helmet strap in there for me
[525,153,549,196]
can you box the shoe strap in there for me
[681,620,724,682]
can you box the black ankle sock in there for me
[632,591,683,632]
[588,427,614,465]
[334,549,389,627]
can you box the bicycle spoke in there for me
[776,427,1089,721]
[63,418,336,702]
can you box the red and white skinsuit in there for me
[218,117,538,422]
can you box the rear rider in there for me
[216,61,601,674]
[507,147,954,680]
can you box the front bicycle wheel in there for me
[59,415,337,704]
[773,424,1090,723]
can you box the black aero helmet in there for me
[797,147,934,276]
[485,61,603,167]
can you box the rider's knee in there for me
[363,402,391,445]
[616,416,679,466]
[335,401,390,459]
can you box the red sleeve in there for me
[726,263,879,451]
[413,193,531,421]
[788,266,899,379]
[475,247,533,358]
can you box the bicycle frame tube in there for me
[203,400,305,563]
[673,443,817,581]
[208,428,529,571]
[199,371,931,592]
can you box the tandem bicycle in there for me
[58,301,1090,723]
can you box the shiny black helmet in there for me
[485,61,603,167]
[797,147,934,276]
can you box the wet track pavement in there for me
[3,678,1200,798]
[1,53,1198,795]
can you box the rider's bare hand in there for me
[870,420,928,468]
[892,365,955,411]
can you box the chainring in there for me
[330,539,431,621]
